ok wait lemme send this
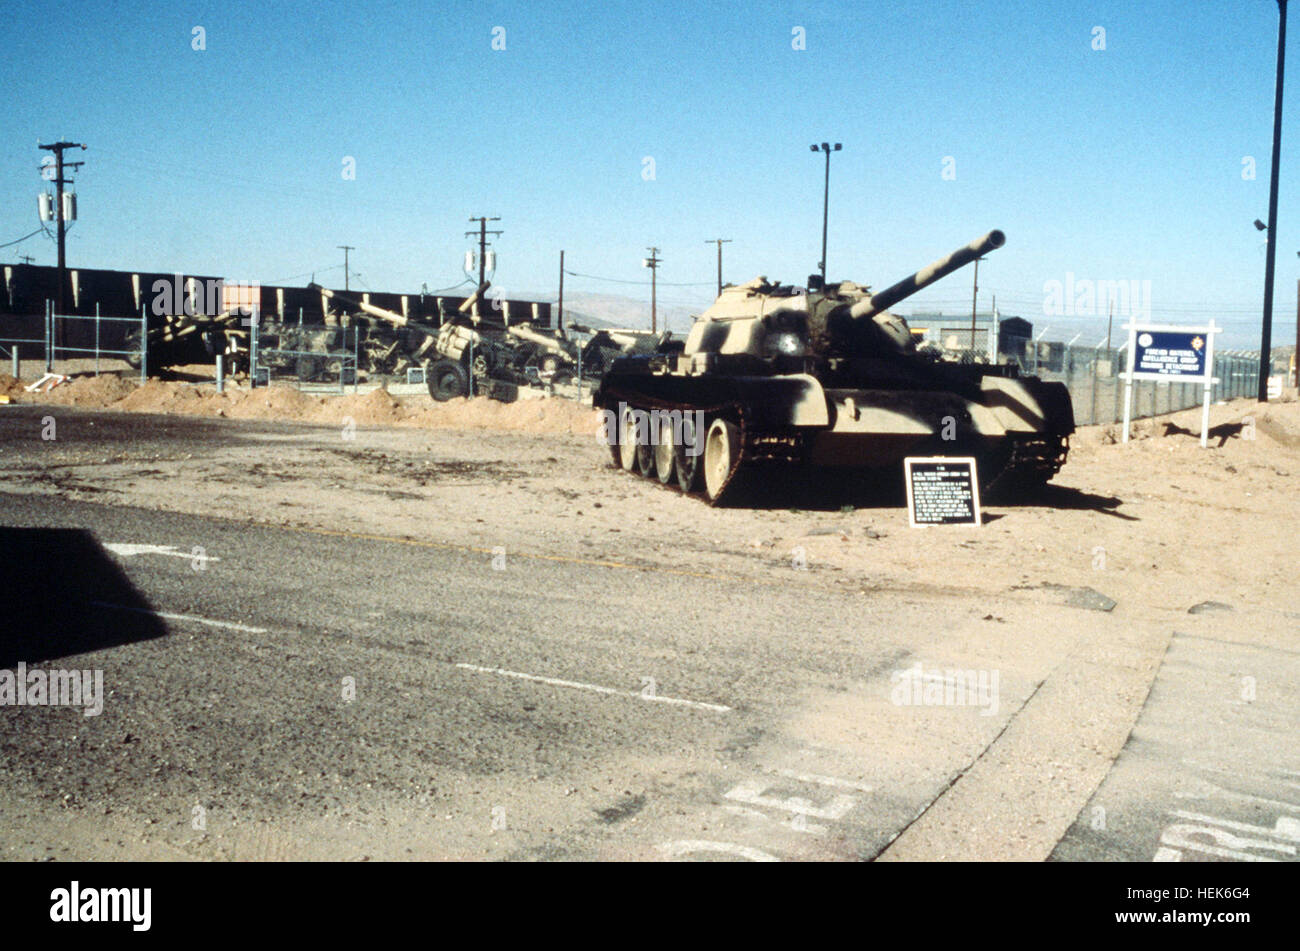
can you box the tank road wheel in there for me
[673,414,703,493]
[703,418,742,502]
[618,405,640,471]
[427,359,470,401]
[635,424,656,477]
[654,431,676,485]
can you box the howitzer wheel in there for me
[427,359,469,401]
[654,433,675,485]
[295,356,324,382]
[703,418,742,502]
[618,405,639,471]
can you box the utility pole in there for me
[338,245,355,291]
[1259,0,1287,402]
[465,216,502,289]
[809,142,841,283]
[37,141,86,316]
[558,250,565,331]
[705,238,731,297]
[18,255,34,265]
[969,257,982,351]
[643,247,661,333]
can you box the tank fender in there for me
[728,374,829,427]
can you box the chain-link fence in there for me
[945,340,1262,427]
[251,322,361,393]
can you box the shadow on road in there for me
[0,528,167,666]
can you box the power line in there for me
[643,247,662,333]
[261,263,346,285]
[705,238,732,296]
[38,140,86,316]
[465,216,502,289]
[338,245,355,291]
[562,268,714,287]
[0,228,45,249]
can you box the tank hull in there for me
[594,357,1073,504]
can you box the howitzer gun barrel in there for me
[506,322,577,358]
[310,283,411,327]
[847,229,1005,321]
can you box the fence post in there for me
[95,302,101,376]
[140,303,148,384]
[45,300,53,373]
[216,353,224,393]
[11,344,18,380]
[1113,355,1121,424]
[1089,353,1099,426]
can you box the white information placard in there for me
[905,457,981,527]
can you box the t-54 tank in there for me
[593,230,1075,504]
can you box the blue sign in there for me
[1133,330,1209,379]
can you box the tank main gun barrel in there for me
[847,230,1005,321]
[310,283,411,327]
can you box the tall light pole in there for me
[810,142,841,283]
[969,257,983,351]
[1259,0,1287,402]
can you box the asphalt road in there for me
[0,486,1099,861]
[1052,624,1300,863]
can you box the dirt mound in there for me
[411,396,601,435]
[1256,401,1300,449]
[13,371,601,435]
[335,386,411,426]
[20,373,137,408]
[1073,397,1300,456]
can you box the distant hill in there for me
[518,290,707,335]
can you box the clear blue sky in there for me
[1,0,1296,347]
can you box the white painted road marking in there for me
[105,543,219,562]
[724,777,859,820]
[91,601,268,634]
[1171,809,1300,843]
[453,663,732,712]
[721,804,828,836]
[768,768,873,793]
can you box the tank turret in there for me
[683,230,1006,363]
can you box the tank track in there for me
[600,385,754,505]
[981,435,1069,498]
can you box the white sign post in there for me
[1121,321,1219,448]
